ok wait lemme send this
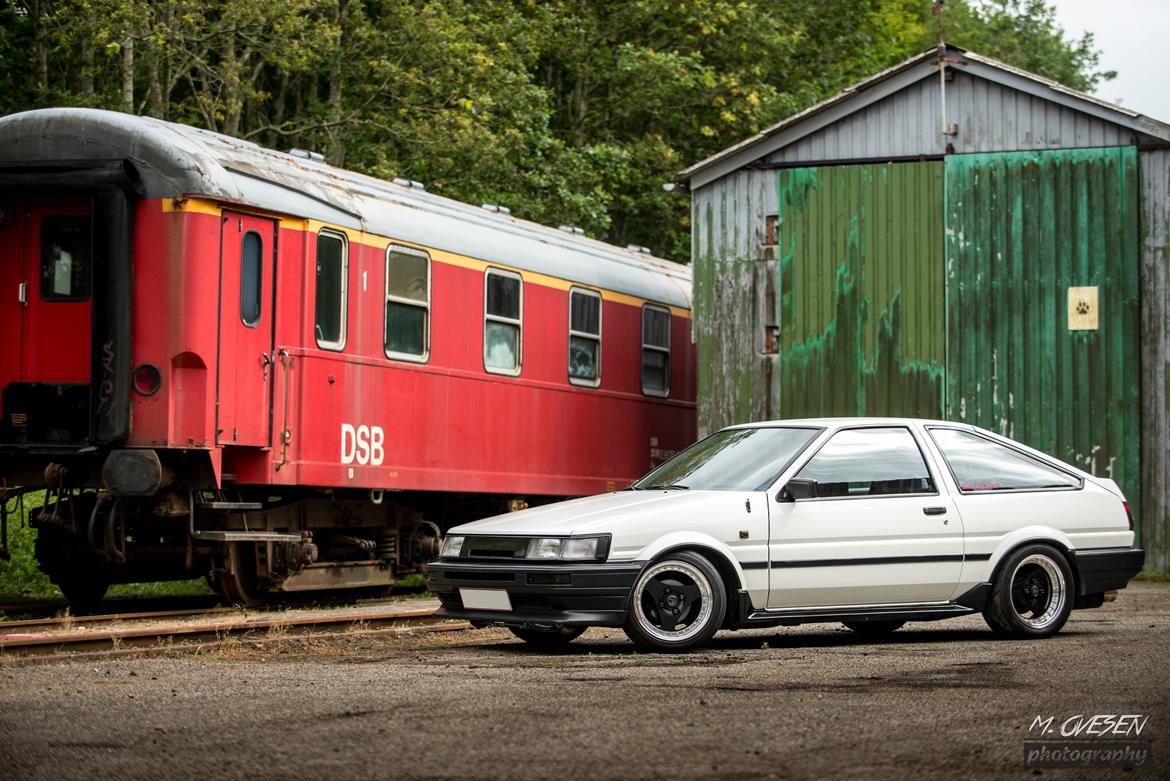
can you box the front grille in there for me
[445,570,515,582]
[465,537,529,559]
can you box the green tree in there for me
[0,0,1113,262]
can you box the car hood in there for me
[448,490,716,536]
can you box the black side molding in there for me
[1072,548,1144,595]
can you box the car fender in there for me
[984,525,1077,576]
[633,531,746,589]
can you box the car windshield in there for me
[633,427,822,492]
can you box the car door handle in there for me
[922,506,947,516]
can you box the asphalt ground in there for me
[1,582,1168,780]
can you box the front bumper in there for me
[426,560,643,627]
[1073,547,1145,594]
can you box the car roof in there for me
[724,417,973,430]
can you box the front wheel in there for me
[507,625,587,648]
[623,551,726,652]
[983,544,1073,638]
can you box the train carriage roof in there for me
[0,108,690,309]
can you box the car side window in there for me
[928,428,1080,492]
[795,427,935,498]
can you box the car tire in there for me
[982,544,1074,639]
[507,625,587,647]
[623,551,726,652]
[842,620,905,635]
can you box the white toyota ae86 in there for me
[427,418,1144,652]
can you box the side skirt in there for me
[730,582,994,629]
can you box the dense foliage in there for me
[0,0,1110,261]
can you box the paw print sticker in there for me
[1068,286,1098,331]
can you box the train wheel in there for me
[56,569,111,611]
[216,542,267,608]
[34,524,110,611]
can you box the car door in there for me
[767,425,963,609]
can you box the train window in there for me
[40,216,92,302]
[240,231,263,327]
[385,245,430,361]
[568,287,601,386]
[314,230,348,350]
[484,268,522,375]
[641,304,670,396]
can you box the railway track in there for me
[0,583,431,621]
[0,599,465,659]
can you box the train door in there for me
[15,199,94,383]
[0,198,94,445]
[217,212,277,447]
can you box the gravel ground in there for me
[2,583,1168,781]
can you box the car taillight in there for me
[1123,502,1134,531]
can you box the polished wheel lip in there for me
[1010,554,1066,629]
[633,560,713,643]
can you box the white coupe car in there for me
[427,418,1144,652]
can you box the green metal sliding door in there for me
[777,161,946,419]
[944,147,1141,520]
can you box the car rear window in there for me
[928,428,1080,492]
[633,427,821,492]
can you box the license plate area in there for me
[459,588,513,611]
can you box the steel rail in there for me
[1,605,460,658]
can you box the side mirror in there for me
[779,478,818,502]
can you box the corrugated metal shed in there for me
[680,44,1170,573]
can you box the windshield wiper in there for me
[643,483,690,490]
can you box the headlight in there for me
[440,535,464,557]
[562,537,603,560]
[527,538,563,559]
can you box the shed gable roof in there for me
[678,45,1170,190]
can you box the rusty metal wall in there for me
[776,161,946,419]
[765,69,1134,165]
[1140,149,1170,574]
[691,170,780,436]
[944,147,1142,526]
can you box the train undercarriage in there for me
[0,453,540,609]
[22,484,446,608]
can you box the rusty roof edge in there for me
[677,44,1170,186]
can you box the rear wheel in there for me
[983,544,1072,638]
[842,620,905,636]
[507,625,587,648]
[623,551,726,652]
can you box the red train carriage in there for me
[0,108,695,606]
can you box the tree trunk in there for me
[121,35,135,113]
[33,0,49,98]
[80,10,95,98]
[327,0,348,165]
[146,43,163,117]
[222,38,242,137]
